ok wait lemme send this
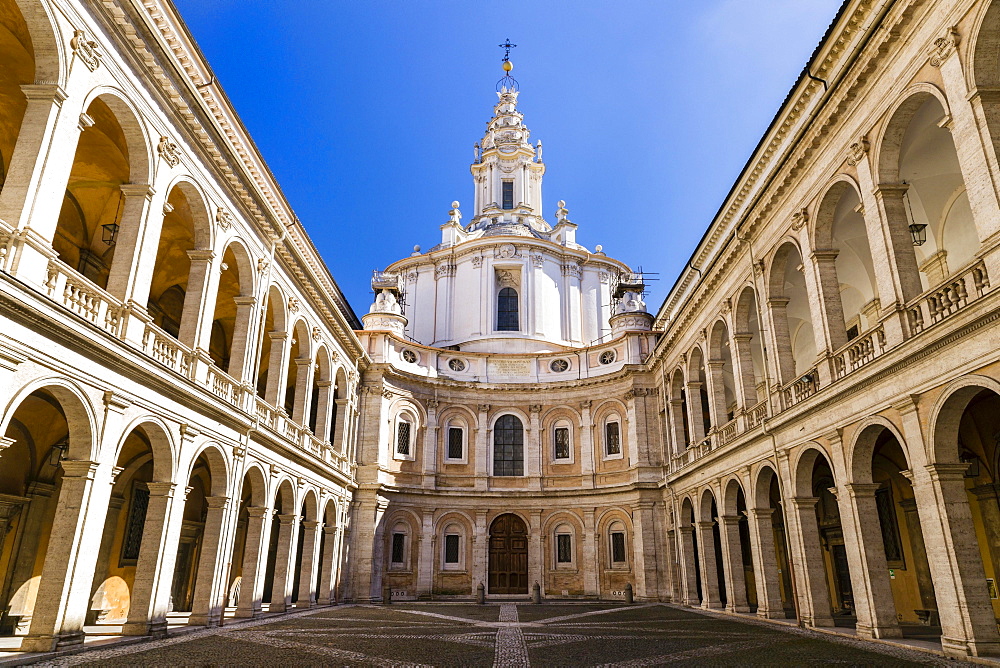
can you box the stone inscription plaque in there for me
[488,359,532,377]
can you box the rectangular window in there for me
[611,531,626,564]
[556,534,572,564]
[119,484,150,565]
[396,421,411,456]
[605,422,621,456]
[391,532,405,564]
[875,485,904,566]
[554,427,570,459]
[448,427,464,460]
[502,180,514,209]
[445,534,460,564]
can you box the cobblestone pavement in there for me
[29,603,972,667]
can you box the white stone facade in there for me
[2,0,1000,662]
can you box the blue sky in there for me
[171,0,844,315]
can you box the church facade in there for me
[0,0,999,660]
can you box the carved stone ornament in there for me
[846,137,870,167]
[157,136,181,167]
[580,400,592,410]
[478,404,491,413]
[472,256,483,268]
[495,243,517,259]
[407,272,418,284]
[232,444,247,460]
[257,257,269,274]
[561,262,583,279]
[71,29,101,71]
[496,270,518,288]
[599,272,610,284]
[531,254,544,268]
[529,404,543,413]
[434,263,456,279]
[162,201,174,216]
[288,297,299,312]
[312,326,322,341]
[791,208,809,231]
[216,207,234,231]
[929,27,959,67]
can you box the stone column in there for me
[969,485,1000,585]
[188,496,231,626]
[529,510,542,596]
[871,185,923,304]
[122,482,186,635]
[313,381,334,439]
[227,296,258,382]
[475,404,489,489]
[786,497,834,627]
[22,461,111,652]
[582,509,598,597]
[667,399,686,455]
[264,332,289,406]
[678,526,700,606]
[471,510,488,597]
[766,297,795,385]
[719,515,749,613]
[416,513,435,596]
[317,524,339,605]
[685,381,707,443]
[695,521,722,609]
[526,405,541,486]
[234,506,269,618]
[666,528,680,603]
[104,185,157,302]
[332,398,349,453]
[898,498,937,615]
[290,358,313,426]
[579,400,595,484]
[86,494,125,623]
[178,250,216,349]
[421,401,438,488]
[910,465,1000,657]
[731,334,759,409]
[631,502,659,600]
[268,513,300,612]
[809,250,847,352]
[705,360,729,428]
[296,521,320,607]
[838,483,901,639]
[746,508,783,619]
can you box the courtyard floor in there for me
[25,602,976,667]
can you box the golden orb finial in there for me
[503,60,513,73]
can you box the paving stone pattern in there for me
[30,603,971,667]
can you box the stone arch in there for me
[256,284,289,402]
[679,496,696,527]
[0,376,97,462]
[182,442,229,497]
[792,442,836,498]
[270,476,296,512]
[733,285,765,407]
[110,415,175,483]
[722,476,745,516]
[239,462,268,507]
[929,374,1000,465]
[753,463,781,510]
[11,0,63,85]
[848,415,911,484]
[283,317,313,420]
[707,318,738,423]
[686,346,711,438]
[767,239,816,381]
[875,84,952,185]
[75,87,153,186]
[299,488,319,523]
[321,497,339,527]
[699,488,717,522]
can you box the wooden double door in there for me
[488,514,528,594]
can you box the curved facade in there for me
[1,0,1000,661]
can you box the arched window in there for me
[442,522,465,570]
[395,413,415,460]
[389,521,409,570]
[497,287,519,331]
[604,414,623,459]
[493,414,524,476]
[554,523,575,568]
[445,418,466,462]
[608,521,628,567]
[553,419,572,462]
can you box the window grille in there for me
[497,287,519,331]
[605,421,621,455]
[493,414,524,476]
[611,531,626,564]
[875,485,904,566]
[556,534,572,563]
[448,427,464,459]
[119,484,149,565]
[396,421,411,456]
[445,534,460,564]
[391,532,405,564]
[554,427,570,459]
[502,181,514,209]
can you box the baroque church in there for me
[0,0,999,661]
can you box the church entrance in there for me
[488,514,528,594]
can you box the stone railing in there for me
[255,397,277,430]
[781,369,818,410]
[745,400,768,429]
[207,365,243,408]
[45,259,123,337]
[142,321,193,378]
[718,418,738,446]
[833,325,886,380]
[907,260,990,335]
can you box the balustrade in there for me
[833,325,886,380]
[718,418,738,445]
[781,369,818,409]
[745,401,768,429]
[207,365,242,407]
[907,259,990,335]
[142,321,193,378]
[45,259,123,337]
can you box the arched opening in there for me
[0,387,92,639]
[687,347,711,441]
[492,414,523,477]
[316,500,339,604]
[668,369,690,453]
[87,423,173,633]
[52,97,138,290]
[708,320,738,425]
[768,242,816,384]
[0,0,34,197]
[698,490,726,609]
[168,447,227,627]
[488,513,527,594]
[262,480,297,613]
[814,181,879,348]
[227,466,267,620]
[308,348,331,436]
[734,287,766,408]
[679,498,701,605]
[208,243,253,378]
[255,287,287,404]
[283,320,311,421]
[496,287,518,331]
[754,466,796,619]
[146,183,210,343]
[722,478,755,614]
[292,491,318,608]
[331,368,347,449]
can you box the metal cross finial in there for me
[499,38,517,62]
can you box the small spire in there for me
[497,38,518,92]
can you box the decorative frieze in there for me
[928,27,959,67]
[846,137,869,166]
[71,29,101,71]
[157,135,181,167]
[216,207,234,231]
